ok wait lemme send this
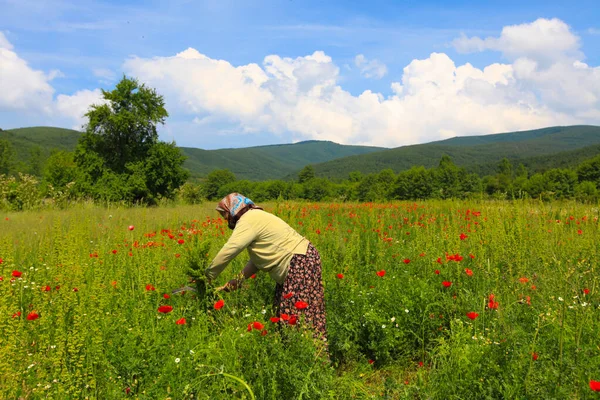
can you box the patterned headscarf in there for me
[216,193,262,229]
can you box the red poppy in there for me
[418,361,424,367]
[128,225,135,231]
[466,312,478,320]
[403,258,410,264]
[460,233,468,240]
[442,281,452,288]
[488,294,499,310]
[175,318,186,325]
[0,276,3,281]
[577,229,583,235]
[163,293,170,299]
[27,312,39,321]
[283,292,294,299]
[419,252,425,257]
[12,311,21,318]
[73,287,79,292]
[590,380,600,391]
[175,254,181,258]
[111,280,118,288]
[288,315,298,325]
[434,269,440,275]
[376,270,386,277]
[295,301,308,310]
[158,305,173,313]
[0,257,3,264]
[253,321,264,330]
[280,313,290,321]
[125,387,131,395]
[315,229,321,235]
[12,270,22,278]
[519,277,529,284]
[469,254,475,259]
[145,284,155,291]
[368,359,374,364]
[532,352,538,361]
[55,285,60,290]
[260,329,268,336]
[214,299,225,310]
[464,268,473,276]
[337,273,344,279]
[436,257,442,264]
[270,317,280,323]
[177,239,185,245]
[247,323,253,332]
[112,249,117,254]
[250,274,257,279]
[43,285,51,292]
[583,288,590,295]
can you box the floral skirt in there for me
[273,242,327,343]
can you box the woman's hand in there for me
[216,279,239,292]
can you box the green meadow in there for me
[1,200,599,399]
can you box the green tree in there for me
[74,76,188,202]
[203,169,236,200]
[577,155,600,185]
[298,165,315,184]
[78,76,167,173]
[0,139,15,175]
[28,146,44,176]
[44,151,79,189]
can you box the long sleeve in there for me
[204,220,256,281]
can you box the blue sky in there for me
[1,0,599,149]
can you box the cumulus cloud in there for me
[0,32,102,127]
[452,18,582,65]
[354,54,388,79]
[124,18,599,148]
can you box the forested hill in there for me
[307,126,600,179]
[0,127,384,180]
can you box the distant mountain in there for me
[0,127,385,180]
[307,126,600,179]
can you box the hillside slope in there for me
[309,126,600,179]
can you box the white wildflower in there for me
[558,297,563,302]
[175,358,180,364]
[390,317,396,322]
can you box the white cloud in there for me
[354,54,388,79]
[452,18,582,66]
[587,28,600,35]
[0,32,102,127]
[0,31,55,113]
[92,68,116,81]
[56,89,104,129]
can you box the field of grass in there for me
[1,200,599,398]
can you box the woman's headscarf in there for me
[216,193,262,229]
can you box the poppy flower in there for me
[163,293,170,299]
[12,311,21,318]
[253,321,264,330]
[434,269,440,275]
[403,258,411,264]
[583,288,590,295]
[464,268,473,276]
[12,270,22,278]
[466,312,478,320]
[436,257,442,264]
[519,277,529,284]
[469,254,475,259]
[125,387,131,395]
[590,380,600,391]
[368,359,374,364]
[260,329,268,336]
[532,352,538,361]
[128,225,135,231]
[250,274,256,279]
[175,318,186,325]
[43,285,51,292]
[0,257,3,264]
[288,315,298,325]
[73,287,79,292]
[112,250,117,254]
[27,312,39,321]
[214,299,225,310]
[376,270,386,277]
[283,292,294,299]
[280,313,290,321]
[442,281,452,288]
[270,317,280,323]
[295,301,308,310]
[577,229,583,235]
[158,305,173,313]
[460,233,468,240]
[145,284,155,291]
[315,229,321,235]
[488,294,499,310]
[247,323,253,332]
[337,273,344,279]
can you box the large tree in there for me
[75,76,188,202]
